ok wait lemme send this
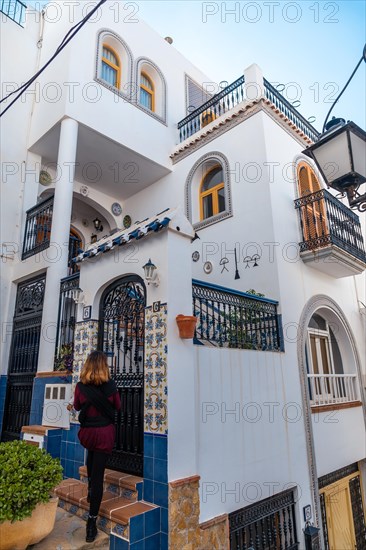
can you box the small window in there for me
[140,72,154,111]
[306,313,346,403]
[200,166,225,220]
[101,45,120,88]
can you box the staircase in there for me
[55,466,161,548]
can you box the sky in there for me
[24,0,366,132]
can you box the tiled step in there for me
[79,465,143,501]
[54,479,160,543]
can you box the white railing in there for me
[308,374,358,406]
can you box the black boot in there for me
[86,515,98,543]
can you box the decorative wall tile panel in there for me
[144,305,168,434]
[71,320,98,422]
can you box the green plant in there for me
[0,441,63,523]
[227,290,266,349]
[54,343,74,372]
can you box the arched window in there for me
[200,165,225,220]
[185,153,232,229]
[140,72,154,111]
[306,311,347,405]
[101,44,120,88]
[297,162,327,243]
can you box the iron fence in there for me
[229,489,299,550]
[192,280,282,351]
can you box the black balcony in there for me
[1,0,27,26]
[22,196,54,260]
[294,189,366,276]
[192,280,282,351]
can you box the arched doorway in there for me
[98,276,146,475]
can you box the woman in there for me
[73,351,121,543]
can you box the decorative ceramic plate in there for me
[111,202,122,216]
[203,261,213,274]
[123,215,132,229]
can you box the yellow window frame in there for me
[140,71,155,112]
[200,166,225,220]
[102,44,121,88]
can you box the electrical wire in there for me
[322,47,366,132]
[0,0,108,117]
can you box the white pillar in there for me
[244,63,265,101]
[37,117,79,372]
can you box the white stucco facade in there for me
[1,2,365,549]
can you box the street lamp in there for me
[303,118,366,211]
[302,45,366,212]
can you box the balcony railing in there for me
[263,79,320,142]
[22,196,54,260]
[177,74,320,144]
[1,0,27,26]
[192,280,282,351]
[54,273,79,372]
[178,76,245,142]
[294,189,366,263]
[308,374,358,406]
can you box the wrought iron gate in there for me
[1,275,46,441]
[99,276,145,475]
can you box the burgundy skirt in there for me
[78,424,116,454]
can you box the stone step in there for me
[29,508,109,549]
[79,465,143,501]
[54,479,159,543]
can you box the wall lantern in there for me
[303,118,366,212]
[71,286,85,304]
[93,217,103,232]
[143,259,160,287]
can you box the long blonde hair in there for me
[80,351,110,385]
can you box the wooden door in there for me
[322,478,356,550]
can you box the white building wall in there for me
[194,346,312,523]
[0,14,42,375]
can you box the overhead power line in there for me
[0,0,108,118]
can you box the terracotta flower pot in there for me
[176,315,197,339]
[0,497,59,550]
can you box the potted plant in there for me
[176,314,198,339]
[54,343,74,373]
[0,440,63,550]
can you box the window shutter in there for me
[186,76,211,113]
